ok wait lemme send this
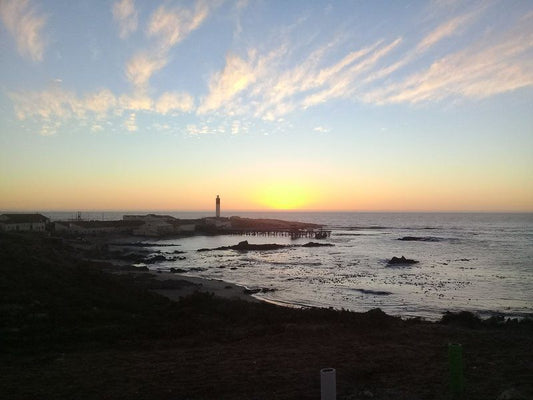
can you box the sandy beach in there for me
[140,270,260,302]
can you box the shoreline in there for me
[140,270,260,303]
[87,232,531,322]
[2,231,533,400]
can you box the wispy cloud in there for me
[363,6,484,86]
[197,37,402,120]
[125,1,212,91]
[147,1,209,51]
[155,92,194,114]
[364,17,533,104]
[197,2,532,121]
[84,89,117,117]
[0,0,47,62]
[9,84,193,135]
[416,12,472,53]
[112,0,138,39]
[125,52,168,91]
[6,1,533,137]
[197,51,262,115]
[118,92,153,111]
[313,126,330,133]
[301,38,402,108]
[124,112,137,132]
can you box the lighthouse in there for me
[216,195,220,218]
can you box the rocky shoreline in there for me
[1,232,532,400]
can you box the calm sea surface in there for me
[44,211,533,320]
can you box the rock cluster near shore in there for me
[198,240,334,252]
[387,256,419,265]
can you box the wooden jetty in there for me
[225,228,331,239]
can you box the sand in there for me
[147,270,260,302]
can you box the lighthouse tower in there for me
[215,195,220,218]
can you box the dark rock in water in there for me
[169,267,187,273]
[354,288,392,296]
[243,288,261,295]
[387,256,419,265]
[233,240,285,251]
[243,287,278,295]
[189,267,206,272]
[198,240,336,252]
[301,242,334,248]
[144,254,168,264]
[398,236,441,242]
[198,240,335,252]
[198,240,286,252]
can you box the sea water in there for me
[45,211,533,320]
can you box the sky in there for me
[0,0,532,212]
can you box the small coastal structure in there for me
[123,214,176,236]
[123,214,198,236]
[54,220,142,235]
[216,195,221,218]
[0,213,49,232]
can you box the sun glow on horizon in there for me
[254,183,318,210]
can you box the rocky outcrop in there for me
[198,240,335,252]
[398,236,442,242]
[301,242,334,247]
[387,256,419,265]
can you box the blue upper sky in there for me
[1,0,532,211]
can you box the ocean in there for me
[44,211,533,320]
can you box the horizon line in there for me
[1,209,532,214]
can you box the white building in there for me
[0,214,49,232]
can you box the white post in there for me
[320,368,336,400]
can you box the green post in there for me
[448,343,464,399]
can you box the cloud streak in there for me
[9,85,193,135]
[125,1,212,91]
[197,3,533,120]
[0,0,47,62]
[147,1,209,51]
[6,1,533,137]
[112,0,138,39]
[364,17,533,104]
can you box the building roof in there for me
[61,220,144,228]
[0,213,49,224]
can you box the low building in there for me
[54,220,142,235]
[132,220,174,237]
[124,214,198,236]
[0,213,49,232]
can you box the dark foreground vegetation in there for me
[1,233,532,400]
